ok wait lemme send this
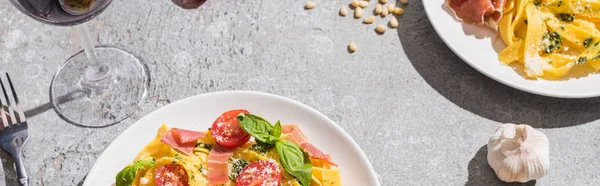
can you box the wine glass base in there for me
[50,46,150,127]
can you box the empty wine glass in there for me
[8,0,150,127]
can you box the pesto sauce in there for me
[578,56,588,64]
[194,142,213,150]
[543,32,562,53]
[229,159,249,181]
[556,13,575,22]
[583,37,594,48]
[594,51,600,61]
[250,142,274,153]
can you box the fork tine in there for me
[6,73,25,123]
[0,76,5,129]
[0,75,17,126]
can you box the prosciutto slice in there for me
[172,128,206,144]
[206,145,235,184]
[160,130,195,155]
[446,0,506,25]
[281,125,337,166]
[160,128,205,156]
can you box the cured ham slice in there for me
[446,0,506,25]
[207,145,235,184]
[281,125,337,166]
[160,128,204,156]
[171,128,206,144]
[281,125,296,133]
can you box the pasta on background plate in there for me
[446,0,600,79]
[498,0,600,79]
[114,109,341,186]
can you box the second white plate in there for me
[423,0,600,98]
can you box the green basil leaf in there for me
[275,140,312,186]
[271,121,282,139]
[237,113,276,144]
[133,159,155,167]
[115,159,155,186]
[115,166,135,186]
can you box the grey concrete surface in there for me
[0,0,599,185]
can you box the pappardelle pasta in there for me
[115,109,341,186]
[498,0,600,79]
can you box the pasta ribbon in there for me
[523,3,549,77]
[546,0,600,21]
[499,40,524,64]
[498,0,600,78]
[499,10,516,46]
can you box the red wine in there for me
[8,0,111,26]
[172,0,206,9]
[61,0,96,13]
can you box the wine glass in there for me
[8,0,150,127]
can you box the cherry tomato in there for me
[155,164,189,186]
[210,109,251,148]
[236,160,282,186]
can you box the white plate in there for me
[83,91,379,186]
[423,0,600,98]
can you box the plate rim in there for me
[83,90,380,185]
[422,0,600,98]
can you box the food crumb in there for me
[339,7,347,16]
[348,42,357,53]
[305,1,316,9]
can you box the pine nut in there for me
[381,6,388,17]
[387,4,394,12]
[363,16,375,24]
[375,25,386,34]
[340,7,347,16]
[359,1,369,8]
[393,7,404,15]
[375,4,382,14]
[401,0,408,5]
[348,42,357,53]
[355,7,363,18]
[305,2,316,9]
[351,0,360,8]
[389,16,399,28]
[379,0,388,3]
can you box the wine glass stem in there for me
[77,23,109,83]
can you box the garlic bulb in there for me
[487,124,550,183]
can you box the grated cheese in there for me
[542,37,550,46]
[140,177,149,184]
[525,55,548,76]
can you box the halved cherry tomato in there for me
[210,109,251,148]
[155,164,189,186]
[236,160,282,186]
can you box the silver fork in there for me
[0,73,29,186]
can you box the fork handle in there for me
[14,151,28,186]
